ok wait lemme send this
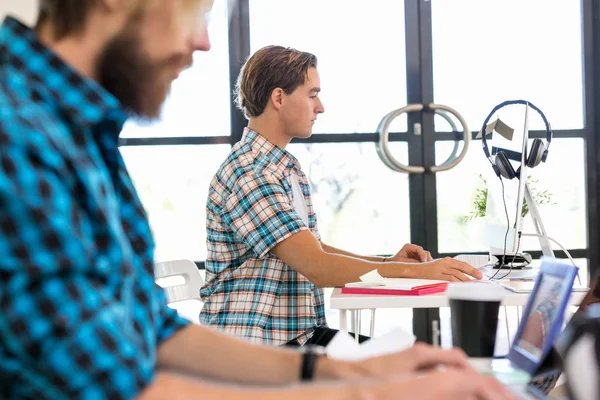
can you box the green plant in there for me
[463,174,555,223]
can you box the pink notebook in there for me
[342,281,448,296]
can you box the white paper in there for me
[359,269,385,284]
[326,328,416,361]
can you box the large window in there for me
[118,0,594,284]
[115,0,597,343]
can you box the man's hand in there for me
[388,243,433,263]
[411,257,483,281]
[347,343,473,378]
[358,369,516,400]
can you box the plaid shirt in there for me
[0,17,188,399]
[201,129,327,345]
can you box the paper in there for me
[326,328,416,361]
[359,269,385,284]
[476,118,514,140]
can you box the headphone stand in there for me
[488,182,555,270]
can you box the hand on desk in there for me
[410,257,483,281]
[347,343,515,399]
[388,244,482,281]
[362,369,515,400]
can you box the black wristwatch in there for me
[300,345,326,381]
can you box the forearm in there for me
[140,372,364,400]
[321,243,385,262]
[157,325,355,386]
[321,243,417,264]
[272,231,419,288]
[305,252,417,287]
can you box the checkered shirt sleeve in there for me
[222,172,308,259]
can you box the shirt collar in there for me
[0,17,127,130]
[242,128,300,176]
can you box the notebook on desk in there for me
[342,279,448,296]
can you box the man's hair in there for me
[36,0,97,39]
[36,0,210,40]
[235,45,317,119]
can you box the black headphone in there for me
[481,100,552,180]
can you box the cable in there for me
[495,232,522,280]
[520,233,582,285]
[488,177,512,281]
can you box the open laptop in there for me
[472,257,578,393]
[524,265,600,397]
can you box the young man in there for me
[0,1,512,399]
[202,46,483,347]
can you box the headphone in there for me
[481,100,552,180]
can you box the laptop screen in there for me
[514,273,567,361]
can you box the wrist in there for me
[314,358,363,381]
[378,262,418,279]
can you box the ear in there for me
[270,88,284,111]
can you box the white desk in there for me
[330,287,587,341]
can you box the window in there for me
[121,145,231,261]
[436,138,587,253]
[249,0,407,134]
[432,0,583,130]
[288,142,411,254]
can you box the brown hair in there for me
[235,45,317,119]
[36,0,97,39]
[36,0,210,40]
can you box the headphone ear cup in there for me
[527,138,545,168]
[495,151,517,180]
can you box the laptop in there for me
[524,266,600,396]
[472,257,578,394]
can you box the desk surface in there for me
[329,287,587,310]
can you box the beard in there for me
[96,28,192,120]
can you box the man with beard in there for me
[0,1,514,399]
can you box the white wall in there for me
[1,0,39,26]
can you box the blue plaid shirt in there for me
[201,129,326,345]
[0,17,188,399]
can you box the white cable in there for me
[520,233,582,285]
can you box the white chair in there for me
[154,259,204,323]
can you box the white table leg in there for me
[370,309,376,338]
[339,309,348,332]
[355,310,362,343]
